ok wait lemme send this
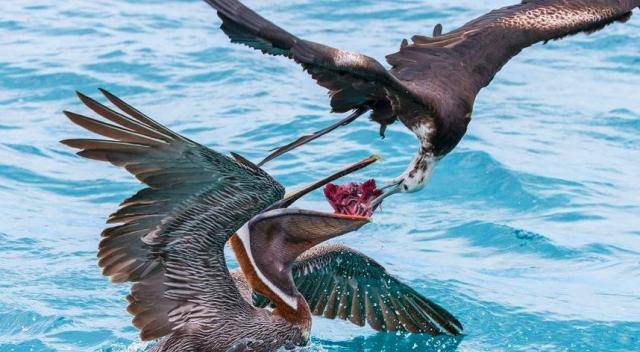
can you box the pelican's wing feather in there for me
[255,244,463,336]
[62,90,285,341]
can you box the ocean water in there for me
[0,0,639,351]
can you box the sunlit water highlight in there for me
[0,1,639,351]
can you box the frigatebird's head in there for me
[373,146,438,207]
[369,101,472,206]
[367,121,440,207]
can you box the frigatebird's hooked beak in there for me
[266,155,381,211]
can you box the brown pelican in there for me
[203,0,640,205]
[61,90,462,351]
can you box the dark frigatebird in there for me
[203,0,639,205]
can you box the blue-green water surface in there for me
[0,1,639,351]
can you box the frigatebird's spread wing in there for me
[62,90,285,341]
[202,0,422,125]
[203,0,410,112]
[387,0,639,99]
[254,244,463,336]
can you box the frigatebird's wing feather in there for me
[203,0,417,114]
[62,90,285,341]
[387,0,639,98]
[254,244,463,336]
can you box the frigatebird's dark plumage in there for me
[203,0,639,203]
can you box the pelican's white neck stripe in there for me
[237,222,299,310]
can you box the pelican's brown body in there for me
[62,90,462,352]
[147,234,313,352]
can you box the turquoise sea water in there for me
[1,1,639,351]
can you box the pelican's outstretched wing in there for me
[202,0,422,117]
[255,244,463,336]
[62,90,285,341]
[387,0,639,98]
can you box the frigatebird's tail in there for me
[269,154,380,210]
[258,108,367,166]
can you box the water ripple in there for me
[0,1,639,351]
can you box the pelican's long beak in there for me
[370,181,402,208]
[267,155,380,210]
